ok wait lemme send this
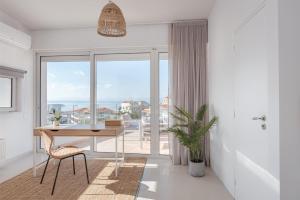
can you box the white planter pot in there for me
[53,121,60,127]
[188,160,205,177]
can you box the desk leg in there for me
[122,130,125,165]
[93,136,97,152]
[115,135,118,177]
[33,135,37,177]
[139,121,143,149]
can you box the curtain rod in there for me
[127,19,208,26]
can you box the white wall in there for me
[208,0,279,197]
[0,11,33,160]
[0,10,30,34]
[278,1,300,199]
[32,24,168,51]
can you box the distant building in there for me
[74,107,90,114]
[120,100,150,114]
[161,97,169,106]
[97,107,117,121]
[120,102,131,113]
[160,97,169,125]
[141,108,151,123]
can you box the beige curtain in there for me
[169,20,208,166]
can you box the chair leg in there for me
[51,159,62,195]
[82,153,90,184]
[72,156,75,175]
[40,155,50,184]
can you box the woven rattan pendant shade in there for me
[97,1,126,37]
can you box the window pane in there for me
[45,61,90,125]
[159,53,170,155]
[0,77,12,108]
[96,54,151,154]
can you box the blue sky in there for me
[47,60,168,102]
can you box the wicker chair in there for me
[39,131,89,195]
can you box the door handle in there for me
[252,115,266,121]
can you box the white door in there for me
[234,5,279,200]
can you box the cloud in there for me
[47,82,89,101]
[73,70,86,77]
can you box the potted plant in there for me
[50,109,62,127]
[168,104,217,177]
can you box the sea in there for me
[48,100,123,112]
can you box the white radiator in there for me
[0,139,5,160]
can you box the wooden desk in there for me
[33,124,125,177]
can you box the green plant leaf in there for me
[196,104,207,121]
[170,112,187,123]
[168,105,218,161]
[174,106,193,121]
[194,116,218,139]
[168,127,191,148]
[172,123,189,128]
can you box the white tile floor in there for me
[0,153,233,200]
[137,157,233,200]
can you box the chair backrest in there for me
[40,131,53,156]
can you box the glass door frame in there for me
[35,47,168,156]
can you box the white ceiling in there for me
[0,0,215,30]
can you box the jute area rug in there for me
[0,157,146,200]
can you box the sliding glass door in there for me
[95,54,151,154]
[38,50,169,155]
